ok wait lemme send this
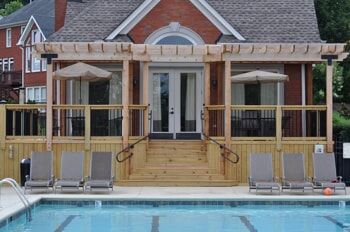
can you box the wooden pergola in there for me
[34,42,349,152]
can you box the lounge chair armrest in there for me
[337,176,343,182]
[273,176,279,182]
[25,175,30,181]
[307,176,313,182]
[85,175,91,181]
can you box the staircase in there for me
[125,140,237,186]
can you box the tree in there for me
[314,0,350,43]
[313,62,344,104]
[314,0,350,103]
[0,0,29,10]
[0,0,23,16]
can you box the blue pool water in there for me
[1,200,350,232]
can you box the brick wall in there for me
[129,0,221,44]
[55,0,67,31]
[284,64,302,105]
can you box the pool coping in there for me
[1,186,350,228]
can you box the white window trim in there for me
[145,22,205,45]
[6,28,11,48]
[26,86,46,103]
[25,46,31,72]
[31,30,41,72]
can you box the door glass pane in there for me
[181,73,196,131]
[153,73,169,132]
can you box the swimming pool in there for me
[1,199,349,232]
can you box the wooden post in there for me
[143,62,149,136]
[322,55,337,152]
[46,62,53,151]
[204,63,210,135]
[224,60,231,145]
[326,60,334,152]
[122,60,130,148]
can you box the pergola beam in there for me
[34,43,348,63]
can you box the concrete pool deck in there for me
[1,185,350,222]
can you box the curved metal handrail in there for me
[0,178,32,221]
[116,135,149,163]
[202,133,239,164]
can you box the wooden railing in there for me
[205,105,327,140]
[2,104,327,141]
[2,104,148,138]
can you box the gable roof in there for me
[17,14,55,46]
[48,0,322,44]
[0,0,54,29]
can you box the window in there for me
[6,28,11,47]
[31,30,41,72]
[25,47,31,72]
[21,26,25,34]
[231,81,277,105]
[42,58,46,71]
[8,58,14,70]
[26,86,46,103]
[3,58,8,71]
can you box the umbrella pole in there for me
[79,76,82,104]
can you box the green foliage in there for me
[26,99,36,104]
[314,0,350,103]
[0,0,23,16]
[333,111,350,126]
[6,98,17,104]
[312,62,344,104]
[0,0,28,10]
[314,0,350,43]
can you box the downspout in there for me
[19,46,25,135]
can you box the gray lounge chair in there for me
[281,152,313,193]
[55,151,85,192]
[248,153,281,194]
[312,152,347,194]
[85,151,114,192]
[24,151,54,194]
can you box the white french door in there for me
[149,68,203,139]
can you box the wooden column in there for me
[122,60,130,147]
[143,62,149,135]
[46,62,53,151]
[224,60,231,145]
[326,60,334,152]
[204,63,210,135]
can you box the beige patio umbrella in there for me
[231,70,289,83]
[53,62,112,104]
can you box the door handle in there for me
[169,107,174,114]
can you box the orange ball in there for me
[324,188,333,196]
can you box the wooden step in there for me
[129,174,226,181]
[127,140,227,186]
[116,180,238,187]
[146,155,207,163]
[135,167,218,175]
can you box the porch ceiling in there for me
[34,42,348,63]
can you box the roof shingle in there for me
[48,0,321,43]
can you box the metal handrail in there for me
[116,135,149,163]
[202,133,239,164]
[0,178,32,221]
